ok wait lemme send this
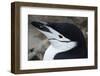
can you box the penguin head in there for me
[31,21,79,51]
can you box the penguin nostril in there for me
[58,35,63,38]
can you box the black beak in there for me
[31,21,51,33]
[31,21,43,29]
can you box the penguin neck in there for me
[43,45,66,60]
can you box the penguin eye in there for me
[58,35,63,38]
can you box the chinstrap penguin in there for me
[31,21,88,60]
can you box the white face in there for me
[38,25,77,52]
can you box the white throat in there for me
[43,41,77,60]
[43,45,58,60]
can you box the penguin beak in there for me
[31,21,52,33]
